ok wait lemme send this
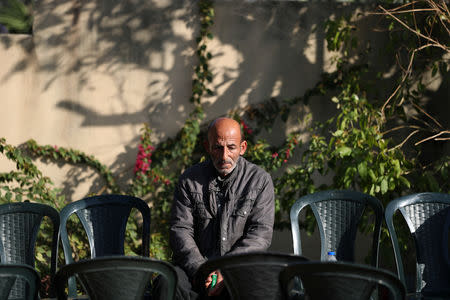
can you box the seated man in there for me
[155,117,275,300]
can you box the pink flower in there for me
[272,152,278,158]
[53,145,59,151]
[240,120,253,135]
[134,159,143,173]
[134,143,154,174]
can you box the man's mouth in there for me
[217,161,232,168]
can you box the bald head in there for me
[207,117,243,142]
[206,117,247,177]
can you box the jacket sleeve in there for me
[227,172,275,255]
[169,181,207,278]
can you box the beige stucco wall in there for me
[1,0,354,198]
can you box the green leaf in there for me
[388,21,394,31]
[357,162,368,179]
[337,146,352,157]
[379,163,385,175]
[392,159,401,177]
[380,178,388,194]
[427,175,440,192]
[333,130,344,137]
[398,176,410,188]
[431,63,438,77]
[369,184,375,195]
[5,192,12,201]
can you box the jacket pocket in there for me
[232,192,256,217]
[233,201,252,217]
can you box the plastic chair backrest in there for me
[290,190,383,266]
[0,264,40,300]
[385,192,450,297]
[54,256,177,300]
[195,251,309,300]
[59,194,150,297]
[279,261,406,300]
[0,202,59,299]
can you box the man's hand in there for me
[205,270,225,296]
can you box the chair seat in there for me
[196,251,309,300]
[0,264,40,300]
[279,261,406,300]
[54,256,177,300]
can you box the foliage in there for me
[239,2,449,275]
[0,0,32,34]
[0,138,63,205]
[26,139,120,194]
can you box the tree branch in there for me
[415,130,450,145]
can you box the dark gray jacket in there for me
[170,156,275,278]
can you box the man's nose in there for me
[221,148,228,159]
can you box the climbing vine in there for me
[191,0,215,105]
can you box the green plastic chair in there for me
[280,261,406,300]
[0,264,40,300]
[0,202,59,299]
[54,256,177,300]
[195,251,309,300]
[59,194,151,298]
[385,192,450,299]
[290,190,383,265]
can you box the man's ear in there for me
[239,140,247,155]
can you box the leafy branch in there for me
[25,139,120,194]
[375,0,450,146]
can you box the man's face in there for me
[207,125,247,177]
